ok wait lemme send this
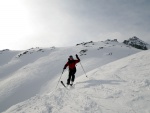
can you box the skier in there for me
[63,54,80,86]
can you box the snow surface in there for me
[0,41,144,112]
[3,49,150,113]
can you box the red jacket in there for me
[64,59,80,69]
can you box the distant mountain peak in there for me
[105,39,118,42]
[76,41,94,47]
[123,36,149,50]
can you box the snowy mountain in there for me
[3,48,150,113]
[123,36,150,50]
[0,40,143,112]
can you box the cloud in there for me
[97,32,124,42]
[0,0,150,50]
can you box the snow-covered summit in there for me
[123,36,150,50]
[76,39,118,47]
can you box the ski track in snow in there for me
[3,50,150,113]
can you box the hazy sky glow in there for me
[0,0,150,50]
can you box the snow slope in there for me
[0,49,20,66]
[4,50,150,113]
[0,41,142,112]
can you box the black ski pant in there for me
[67,68,76,85]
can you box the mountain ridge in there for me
[123,36,150,50]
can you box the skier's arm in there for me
[63,62,68,69]
[76,54,80,62]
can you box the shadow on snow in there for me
[76,79,125,88]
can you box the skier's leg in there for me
[67,70,72,85]
[71,68,76,83]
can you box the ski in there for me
[61,81,75,89]
[61,81,67,88]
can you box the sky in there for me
[0,0,150,50]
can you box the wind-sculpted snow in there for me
[0,41,142,112]
[3,50,150,113]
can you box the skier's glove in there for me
[76,54,78,58]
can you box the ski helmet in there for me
[69,55,73,58]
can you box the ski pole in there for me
[80,62,88,78]
[55,69,64,90]
[76,54,88,78]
